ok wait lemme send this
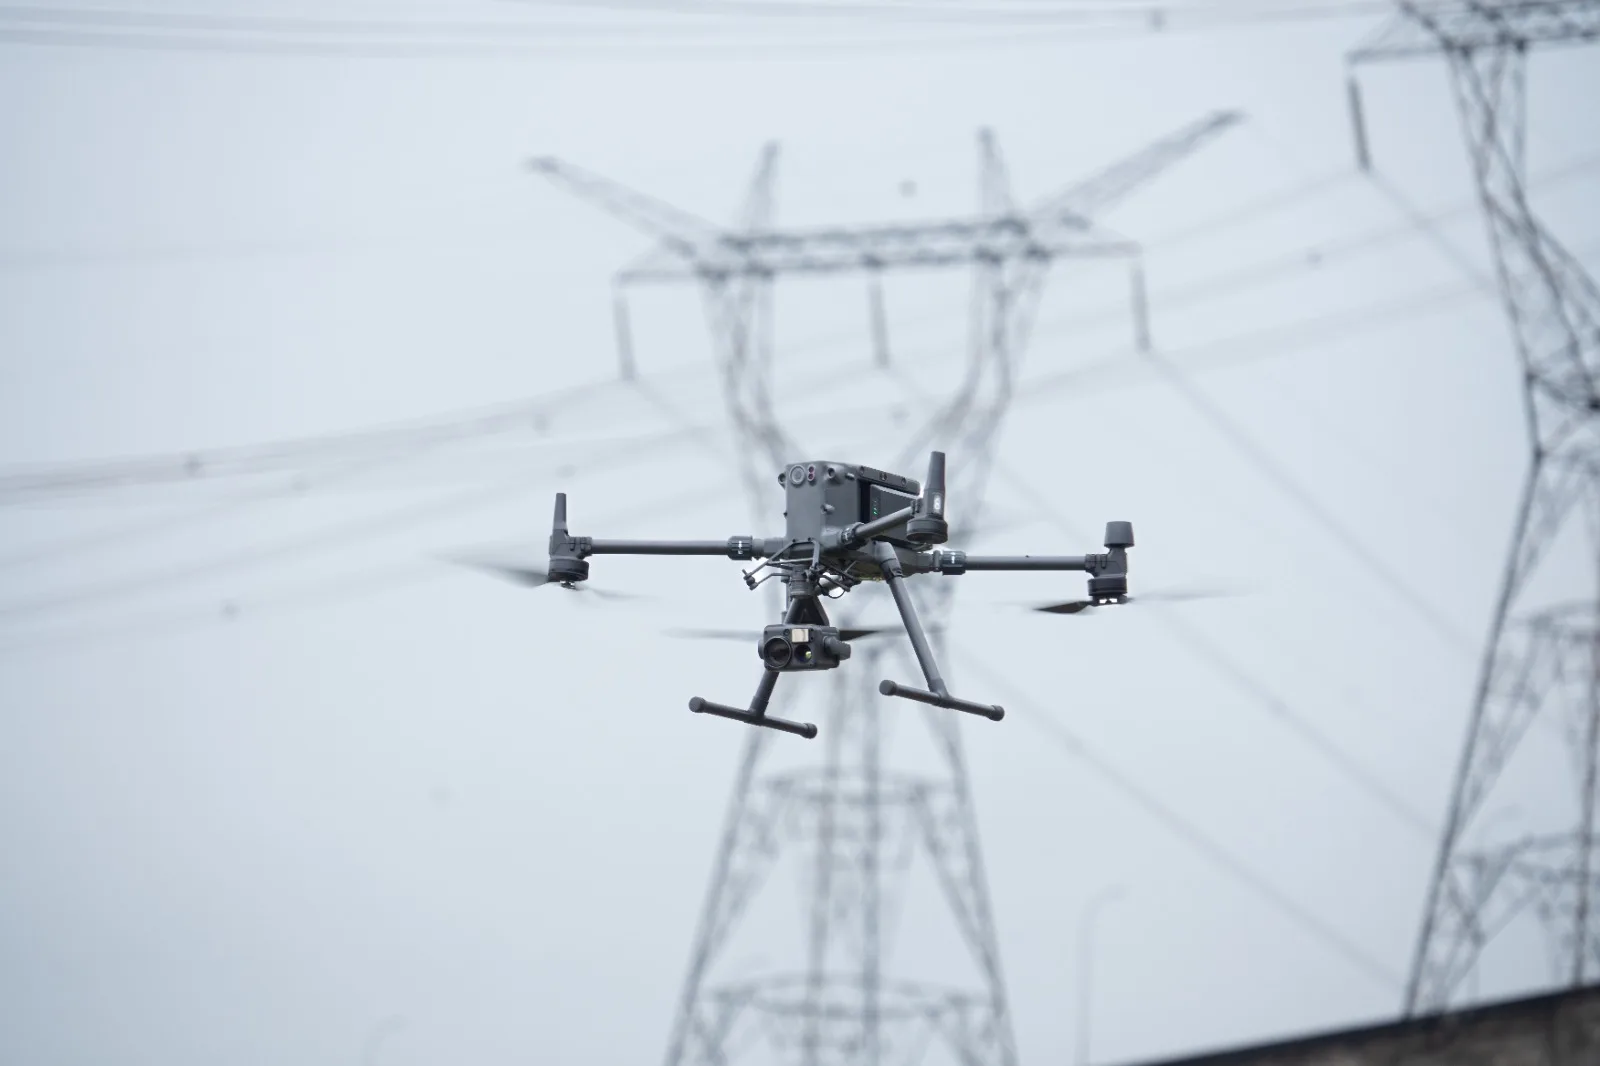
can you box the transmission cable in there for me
[0,474,739,657]
[1142,347,1481,657]
[0,376,615,502]
[0,392,939,653]
[0,424,705,624]
[961,655,1405,991]
[888,365,1441,839]
[2,185,1559,612]
[0,0,1410,58]
[0,377,931,624]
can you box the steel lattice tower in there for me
[529,113,1236,1063]
[1348,0,1600,1017]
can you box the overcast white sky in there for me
[2,3,1598,1065]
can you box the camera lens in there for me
[762,636,793,668]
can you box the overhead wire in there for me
[0,423,699,570]
[961,656,1406,991]
[1141,347,1482,657]
[0,0,1403,59]
[506,0,1396,25]
[606,276,1428,987]
[0,474,740,657]
[5,153,1589,596]
[0,376,612,501]
[0,423,707,624]
[2,171,1581,498]
[887,363,1443,839]
[1009,239,1594,407]
[0,368,937,625]
[0,372,944,653]
[13,134,1581,497]
[6,132,1591,631]
[0,441,458,571]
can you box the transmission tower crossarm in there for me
[1349,0,1600,62]
[616,225,1137,281]
[540,114,1243,286]
[1022,109,1244,227]
[526,155,724,258]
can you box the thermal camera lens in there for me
[762,636,793,668]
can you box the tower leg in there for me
[1399,39,1600,1015]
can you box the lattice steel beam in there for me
[1349,0,1600,1018]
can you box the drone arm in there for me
[918,521,1135,603]
[586,537,762,559]
[830,505,917,550]
[924,551,1094,574]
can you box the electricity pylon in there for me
[1348,0,1600,1018]
[530,111,1237,1064]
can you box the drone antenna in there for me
[906,449,949,545]
[545,491,590,585]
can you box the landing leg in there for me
[689,669,816,739]
[870,541,1004,721]
[688,591,819,739]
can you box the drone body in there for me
[522,448,1133,740]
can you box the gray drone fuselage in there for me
[775,459,927,580]
[538,447,1131,739]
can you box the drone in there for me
[456,450,1134,740]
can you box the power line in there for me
[1142,346,1481,657]
[5,151,1587,598]
[3,163,1575,589]
[962,657,1405,991]
[509,0,1396,25]
[887,362,1441,842]
[0,474,741,656]
[0,425,702,624]
[0,379,605,501]
[0,0,1400,59]
[6,139,1577,494]
[0,383,930,625]
[1013,231,1597,407]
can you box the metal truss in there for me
[1350,1,1600,61]
[1349,0,1600,1018]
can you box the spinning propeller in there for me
[1030,586,1240,616]
[668,625,897,642]
[665,623,949,644]
[436,553,642,601]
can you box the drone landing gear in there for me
[870,541,1004,722]
[688,595,820,740]
[689,669,817,740]
[878,679,1003,721]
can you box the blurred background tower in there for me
[531,113,1235,1063]
[1348,0,1600,1018]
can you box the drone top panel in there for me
[781,461,922,545]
